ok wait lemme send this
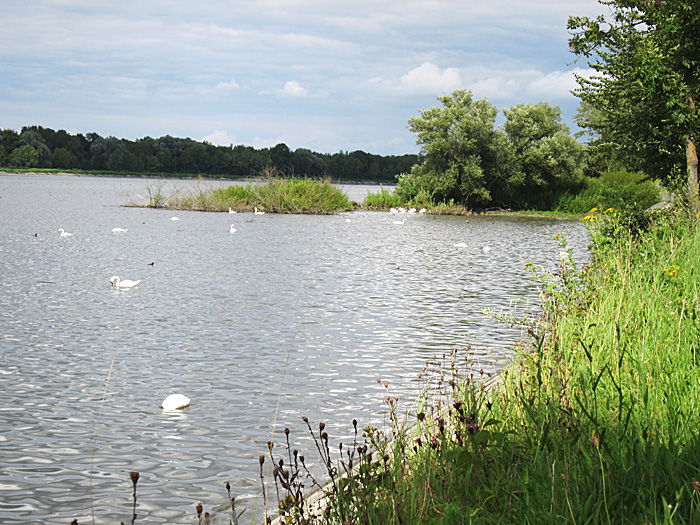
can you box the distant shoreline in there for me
[0,170,394,186]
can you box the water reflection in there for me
[0,174,590,523]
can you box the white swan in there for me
[254,207,265,215]
[390,207,398,214]
[398,207,407,213]
[408,208,417,213]
[229,207,237,214]
[392,218,407,225]
[112,227,128,233]
[482,246,491,253]
[454,242,468,248]
[58,229,73,237]
[418,208,427,214]
[110,276,140,288]
[161,393,190,411]
[171,217,180,221]
[230,224,237,233]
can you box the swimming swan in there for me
[230,224,237,233]
[112,227,128,233]
[229,207,237,214]
[110,276,140,288]
[254,207,265,215]
[392,218,407,225]
[161,394,190,411]
[58,229,73,237]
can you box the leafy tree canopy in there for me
[568,0,700,212]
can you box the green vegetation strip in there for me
[133,175,353,214]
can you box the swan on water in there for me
[398,207,407,213]
[161,394,190,411]
[482,246,491,253]
[392,218,407,225]
[171,217,180,221]
[112,227,128,233]
[418,208,427,214]
[230,224,237,233]
[254,207,265,215]
[58,229,73,237]
[110,276,141,288]
[390,207,398,214]
[454,242,468,248]
[408,208,417,213]
[229,207,237,214]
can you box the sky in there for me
[0,0,606,156]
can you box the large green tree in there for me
[500,102,584,207]
[569,0,700,214]
[403,89,499,206]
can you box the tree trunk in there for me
[688,93,699,218]
[688,135,699,217]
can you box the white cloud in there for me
[214,78,240,91]
[280,80,310,97]
[370,62,464,95]
[202,129,237,146]
[526,67,595,99]
[274,80,328,99]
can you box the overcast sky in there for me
[0,0,605,156]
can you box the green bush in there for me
[556,170,661,214]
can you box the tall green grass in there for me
[164,173,353,214]
[264,206,700,524]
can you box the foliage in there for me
[164,170,353,214]
[399,92,586,210]
[405,89,500,207]
[556,170,661,214]
[7,144,39,168]
[568,0,700,212]
[0,125,417,183]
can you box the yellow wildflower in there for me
[555,232,562,239]
[589,207,599,213]
[605,208,615,213]
[524,261,534,269]
[581,215,594,222]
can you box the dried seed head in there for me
[352,419,357,428]
[319,422,325,431]
[259,455,265,466]
[196,503,203,517]
[284,427,290,436]
[130,471,140,485]
[302,416,308,423]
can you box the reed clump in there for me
[166,168,353,214]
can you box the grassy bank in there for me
[259,206,700,524]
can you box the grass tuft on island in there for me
[132,172,354,214]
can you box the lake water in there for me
[0,174,590,524]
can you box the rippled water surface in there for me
[0,174,590,523]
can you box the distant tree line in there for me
[0,126,417,183]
